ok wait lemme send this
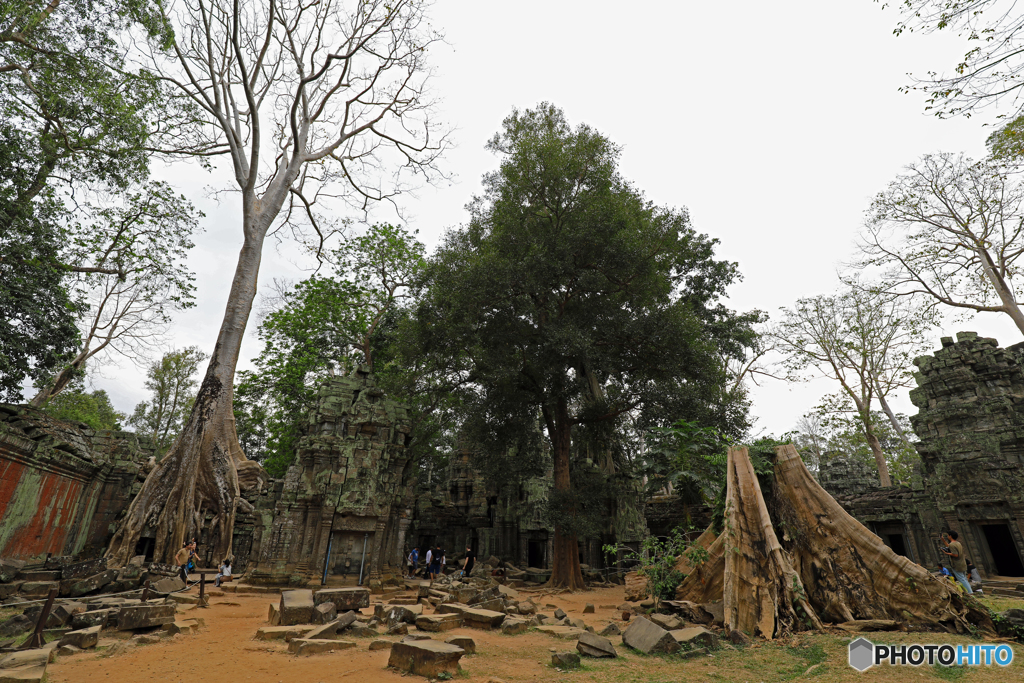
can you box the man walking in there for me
[424,546,433,581]
[175,541,195,584]
[408,547,419,579]
[941,531,973,594]
[462,545,475,578]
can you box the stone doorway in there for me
[528,539,546,568]
[979,523,1024,577]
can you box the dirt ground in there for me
[45,584,1024,683]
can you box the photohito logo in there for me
[848,637,1014,671]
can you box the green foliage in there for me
[604,527,700,612]
[235,224,426,476]
[410,103,757,521]
[127,347,207,458]
[43,387,125,431]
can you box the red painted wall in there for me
[0,456,86,561]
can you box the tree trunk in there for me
[876,385,911,446]
[28,351,86,407]
[677,445,994,638]
[856,400,892,487]
[106,230,265,566]
[976,246,1024,337]
[545,401,585,590]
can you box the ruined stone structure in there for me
[821,332,1024,578]
[240,369,414,587]
[0,405,152,562]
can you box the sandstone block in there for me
[368,639,392,650]
[18,582,57,598]
[152,577,186,594]
[621,616,679,655]
[669,626,719,650]
[267,603,280,625]
[583,603,595,614]
[461,608,505,629]
[162,620,199,636]
[444,635,475,653]
[116,604,176,631]
[415,614,462,632]
[57,625,100,650]
[306,612,356,640]
[0,649,48,670]
[279,589,315,626]
[576,631,616,658]
[0,665,47,682]
[387,640,464,678]
[553,608,566,620]
[50,602,86,626]
[312,602,337,624]
[70,609,111,630]
[551,651,580,669]
[56,645,81,657]
[254,625,314,641]
[500,618,529,635]
[434,602,470,615]
[69,570,118,598]
[534,625,584,640]
[287,638,356,655]
[649,613,683,631]
[598,622,621,637]
[313,587,369,611]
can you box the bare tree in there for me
[107,0,446,565]
[858,153,1024,337]
[772,286,936,487]
[128,347,208,459]
[886,1,1024,118]
[30,182,199,406]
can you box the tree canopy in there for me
[409,103,757,588]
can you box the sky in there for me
[85,0,1024,437]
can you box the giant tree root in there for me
[675,444,994,639]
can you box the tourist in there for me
[407,547,419,579]
[940,530,973,594]
[967,557,983,592]
[215,558,232,587]
[439,548,446,577]
[175,541,191,583]
[462,545,475,578]
[431,545,442,580]
[424,546,434,580]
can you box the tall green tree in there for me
[43,385,125,431]
[0,0,178,398]
[235,224,426,476]
[129,347,208,459]
[410,104,756,589]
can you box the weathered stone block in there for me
[279,589,315,626]
[577,631,617,658]
[116,604,175,630]
[162,620,199,636]
[534,625,584,639]
[621,616,679,654]
[0,649,49,670]
[444,635,475,653]
[649,613,683,631]
[254,625,315,641]
[267,603,280,625]
[669,626,718,650]
[313,587,369,610]
[152,577,185,594]
[18,582,57,598]
[57,625,100,650]
[551,651,580,669]
[461,607,505,629]
[368,639,392,650]
[387,640,463,678]
[287,638,356,655]
[70,609,111,630]
[69,570,118,598]
[500,618,529,635]
[415,614,461,632]
[312,602,337,624]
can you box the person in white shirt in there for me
[215,558,232,587]
[424,548,433,580]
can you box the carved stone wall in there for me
[0,405,152,562]
[243,368,412,587]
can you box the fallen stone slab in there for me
[116,604,176,630]
[369,639,392,650]
[18,582,58,598]
[50,602,86,626]
[0,616,32,639]
[69,570,118,598]
[669,626,719,650]
[701,601,724,626]
[444,636,475,654]
[313,602,337,624]
[621,616,680,655]
[313,587,369,611]
[56,645,82,657]
[583,603,595,614]
[0,666,47,683]
[57,625,101,650]
[461,608,505,629]
[836,619,898,633]
[0,650,49,670]
[162,620,199,636]
[388,640,464,678]
[267,603,280,625]
[649,613,683,631]
[553,608,567,620]
[534,625,584,640]
[402,634,432,641]
[500,618,529,635]
[434,602,470,616]
[386,623,408,636]
[383,604,422,627]
[598,622,621,637]
[346,623,378,638]
[254,625,315,641]
[551,651,580,669]
[306,611,356,640]
[576,631,617,658]
[168,593,199,605]
[287,638,356,655]
[415,614,462,632]
[279,589,315,626]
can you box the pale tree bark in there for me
[675,446,994,638]
[542,400,585,591]
[107,0,446,565]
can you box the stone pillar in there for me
[368,516,388,592]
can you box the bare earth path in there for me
[46,585,1024,683]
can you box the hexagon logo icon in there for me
[849,637,874,671]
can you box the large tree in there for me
[858,153,1024,336]
[129,347,208,459]
[411,104,755,589]
[773,285,935,487]
[106,0,446,566]
[0,0,177,397]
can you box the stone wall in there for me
[0,405,152,562]
[820,332,1024,578]
[242,368,413,587]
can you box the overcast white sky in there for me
[88,0,1024,437]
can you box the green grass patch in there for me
[930,664,968,681]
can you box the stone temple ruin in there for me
[2,333,1024,590]
[821,332,1024,579]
